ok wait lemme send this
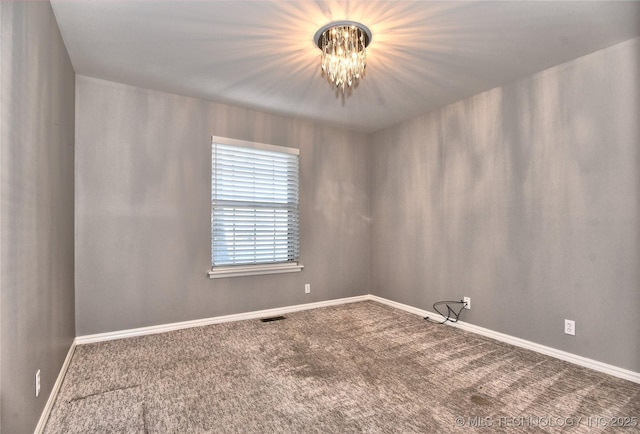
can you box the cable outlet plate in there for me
[463,297,470,309]
[564,319,575,336]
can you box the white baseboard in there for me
[75,295,369,345]
[74,293,639,384]
[39,294,638,434]
[369,295,640,384]
[34,341,77,434]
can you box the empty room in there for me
[1,0,639,432]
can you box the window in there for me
[209,136,303,278]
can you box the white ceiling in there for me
[50,1,640,133]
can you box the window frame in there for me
[208,136,303,279]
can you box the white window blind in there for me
[211,137,300,271]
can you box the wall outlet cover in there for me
[564,319,575,336]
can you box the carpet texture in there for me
[44,301,640,433]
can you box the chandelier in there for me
[314,21,372,91]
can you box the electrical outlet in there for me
[305,284,311,294]
[35,370,41,397]
[463,297,471,310]
[564,319,575,336]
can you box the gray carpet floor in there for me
[44,301,640,433]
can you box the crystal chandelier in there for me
[314,21,372,91]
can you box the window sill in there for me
[208,263,304,279]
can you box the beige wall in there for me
[370,37,640,372]
[74,76,371,335]
[0,2,76,433]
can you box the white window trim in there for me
[212,136,299,156]
[208,262,304,279]
[209,136,303,278]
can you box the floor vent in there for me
[260,316,286,323]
